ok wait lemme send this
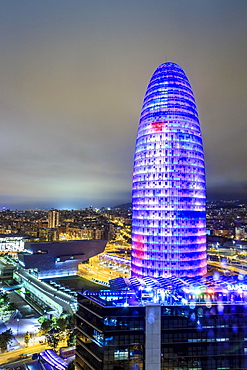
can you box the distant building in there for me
[18,239,107,279]
[64,227,103,240]
[235,225,247,240]
[213,229,230,237]
[0,234,26,253]
[48,209,60,228]
[0,259,15,279]
[14,269,77,316]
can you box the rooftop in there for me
[81,274,247,308]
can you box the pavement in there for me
[0,320,20,351]
[0,317,47,368]
[6,318,42,347]
[0,317,44,351]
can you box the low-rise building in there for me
[18,239,107,279]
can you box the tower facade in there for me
[48,209,60,228]
[131,62,207,278]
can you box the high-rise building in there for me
[48,209,60,228]
[75,63,246,370]
[131,62,207,278]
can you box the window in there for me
[114,348,128,360]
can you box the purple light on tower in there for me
[131,62,207,278]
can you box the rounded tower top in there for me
[150,62,191,83]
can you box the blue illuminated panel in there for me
[131,62,207,278]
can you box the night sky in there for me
[0,1,247,210]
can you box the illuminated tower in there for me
[48,209,60,228]
[131,62,207,278]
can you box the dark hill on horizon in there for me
[113,203,132,210]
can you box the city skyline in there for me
[1,1,247,209]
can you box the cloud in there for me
[0,1,247,208]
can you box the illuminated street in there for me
[0,341,67,368]
[208,260,247,276]
[0,342,48,367]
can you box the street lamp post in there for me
[16,318,19,337]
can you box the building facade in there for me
[18,239,107,279]
[76,276,247,370]
[0,234,26,253]
[48,209,60,228]
[131,62,207,278]
[14,269,77,316]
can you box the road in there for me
[208,260,247,275]
[0,341,66,368]
[0,342,47,367]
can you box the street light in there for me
[16,318,19,337]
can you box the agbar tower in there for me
[131,62,207,278]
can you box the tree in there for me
[0,291,9,306]
[38,317,53,336]
[67,329,76,347]
[38,314,75,348]
[24,331,31,347]
[0,329,13,353]
[51,314,74,343]
[46,331,60,351]
[56,316,69,332]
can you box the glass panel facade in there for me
[76,295,145,370]
[131,62,207,278]
[76,292,247,370]
[160,304,247,370]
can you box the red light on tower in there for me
[152,120,166,132]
